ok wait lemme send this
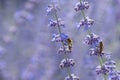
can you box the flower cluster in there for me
[105,54,120,80]
[51,33,69,43]
[96,65,109,75]
[48,18,65,27]
[89,47,105,56]
[59,58,75,68]
[74,1,89,12]
[58,46,72,54]
[51,34,62,42]
[64,74,80,80]
[77,17,94,29]
[109,71,120,80]
[84,33,100,46]
[104,60,116,71]
[95,54,120,79]
[47,2,79,80]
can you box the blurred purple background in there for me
[0,0,120,80]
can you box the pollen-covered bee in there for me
[67,38,72,51]
[99,41,104,53]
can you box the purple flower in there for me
[51,33,69,43]
[77,17,94,30]
[74,1,89,12]
[104,53,120,80]
[59,58,75,68]
[96,65,109,75]
[64,74,80,80]
[84,33,101,46]
[48,19,57,27]
[104,60,116,71]
[60,33,69,41]
[109,71,120,80]
[51,34,61,42]
[48,18,65,27]
[89,47,105,56]
[57,18,65,27]
[58,46,72,54]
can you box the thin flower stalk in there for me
[53,2,71,77]
[75,0,108,80]
[47,1,80,80]
[75,0,120,79]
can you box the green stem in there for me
[53,4,71,77]
[98,56,103,66]
[81,10,86,20]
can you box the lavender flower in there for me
[77,17,94,30]
[109,71,120,80]
[89,47,105,56]
[58,46,72,54]
[60,33,69,41]
[84,33,101,46]
[64,74,80,80]
[48,18,65,27]
[96,65,109,75]
[59,58,75,68]
[104,60,116,71]
[51,33,69,43]
[49,19,57,27]
[104,53,120,80]
[74,1,89,12]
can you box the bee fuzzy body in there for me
[99,41,103,53]
[67,38,72,51]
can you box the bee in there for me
[67,38,72,51]
[99,41,104,53]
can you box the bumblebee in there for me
[99,41,104,53]
[67,38,72,51]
